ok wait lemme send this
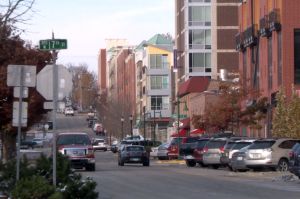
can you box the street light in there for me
[121,116,124,140]
[176,95,188,159]
[143,111,151,140]
[129,115,133,138]
[153,110,162,143]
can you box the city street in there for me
[56,114,300,199]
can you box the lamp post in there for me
[153,110,162,143]
[176,95,188,159]
[121,116,124,140]
[129,115,133,138]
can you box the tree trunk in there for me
[2,131,16,163]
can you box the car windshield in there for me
[94,139,104,144]
[185,137,199,143]
[248,140,275,149]
[158,143,169,150]
[126,146,144,151]
[57,134,91,145]
[232,142,253,150]
[206,140,226,149]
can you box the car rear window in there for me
[232,142,252,150]
[248,140,275,149]
[224,141,236,149]
[185,137,200,143]
[126,146,144,151]
[196,139,210,148]
[206,140,226,149]
[57,134,91,145]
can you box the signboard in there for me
[36,65,73,100]
[171,114,187,119]
[7,65,36,87]
[39,39,67,50]
[14,87,29,98]
[12,101,28,127]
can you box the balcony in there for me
[269,9,281,32]
[235,32,245,52]
[259,16,271,38]
[242,25,257,48]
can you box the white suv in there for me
[64,107,74,116]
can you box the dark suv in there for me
[289,143,300,178]
[118,145,149,166]
[57,132,95,171]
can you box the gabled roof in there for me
[178,76,210,97]
[147,34,173,46]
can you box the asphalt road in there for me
[56,114,300,199]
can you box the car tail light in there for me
[195,148,203,154]
[219,146,225,153]
[203,147,208,153]
[289,151,294,158]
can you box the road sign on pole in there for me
[12,101,28,127]
[39,39,67,50]
[36,65,73,101]
[7,65,36,87]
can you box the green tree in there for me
[272,88,288,138]
[286,87,300,138]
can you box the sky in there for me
[20,0,175,73]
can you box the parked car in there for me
[167,137,184,159]
[202,138,228,169]
[64,107,74,116]
[92,138,108,151]
[157,143,170,160]
[220,139,255,169]
[180,136,201,157]
[19,140,37,149]
[289,143,300,179]
[242,138,300,171]
[118,145,150,166]
[186,138,211,167]
[56,132,95,171]
[32,138,48,148]
[150,146,158,159]
[231,145,252,172]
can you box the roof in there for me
[178,77,210,97]
[147,34,173,46]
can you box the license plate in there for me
[237,156,243,161]
[131,158,140,161]
[185,155,194,160]
[252,153,261,159]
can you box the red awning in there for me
[171,129,187,137]
[190,128,205,136]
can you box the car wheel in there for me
[86,164,95,171]
[143,162,150,166]
[186,160,196,167]
[277,159,289,172]
[212,165,219,169]
[119,160,124,166]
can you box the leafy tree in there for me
[272,87,289,138]
[286,87,300,138]
[1,0,52,162]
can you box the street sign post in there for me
[7,65,36,87]
[12,101,28,127]
[39,39,67,50]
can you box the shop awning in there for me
[171,129,188,137]
[190,128,205,136]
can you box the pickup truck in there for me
[56,132,95,171]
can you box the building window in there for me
[294,29,300,84]
[188,6,211,26]
[189,52,211,72]
[151,96,169,110]
[150,76,169,89]
[189,29,211,49]
[150,54,169,69]
[278,32,282,86]
[268,38,273,90]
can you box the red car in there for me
[57,132,96,171]
[167,137,184,159]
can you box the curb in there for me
[156,160,186,165]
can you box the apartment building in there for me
[237,0,300,137]
[135,34,173,141]
[97,49,107,94]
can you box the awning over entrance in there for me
[190,128,205,136]
[171,129,187,137]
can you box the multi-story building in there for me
[175,0,239,81]
[236,0,300,137]
[97,49,107,94]
[135,34,173,142]
[174,0,240,133]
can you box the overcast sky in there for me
[21,0,175,73]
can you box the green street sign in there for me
[39,39,67,50]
